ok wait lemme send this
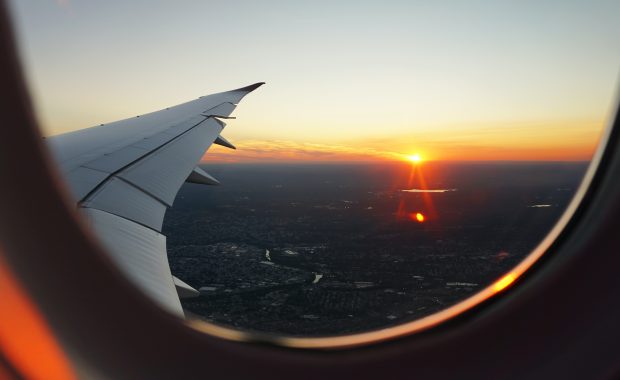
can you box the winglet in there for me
[231,82,265,93]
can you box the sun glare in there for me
[407,154,422,164]
[410,212,425,223]
[493,273,516,292]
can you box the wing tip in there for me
[232,82,265,93]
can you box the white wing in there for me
[46,83,264,316]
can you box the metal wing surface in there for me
[45,83,264,316]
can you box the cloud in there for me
[202,139,403,163]
[201,119,601,163]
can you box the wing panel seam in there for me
[113,175,170,208]
[78,116,212,204]
[81,205,163,234]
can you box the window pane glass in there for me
[9,1,620,338]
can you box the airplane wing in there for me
[45,83,264,316]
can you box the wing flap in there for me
[82,177,167,231]
[117,117,222,206]
[81,208,183,316]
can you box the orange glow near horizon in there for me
[413,212,425,222]
[201,121,602,164]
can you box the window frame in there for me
[1,1,620,377]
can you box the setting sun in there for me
[407,154,422,164]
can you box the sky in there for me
[8,0,620,162]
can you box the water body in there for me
[401,188,457,193]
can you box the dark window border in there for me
[1,1,620,378]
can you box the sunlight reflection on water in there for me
[401,189,458,193]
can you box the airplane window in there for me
[7,1,620,345]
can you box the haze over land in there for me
[165,161,585,335]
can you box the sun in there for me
[407,153,422,163]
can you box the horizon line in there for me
[200,159,592,165]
